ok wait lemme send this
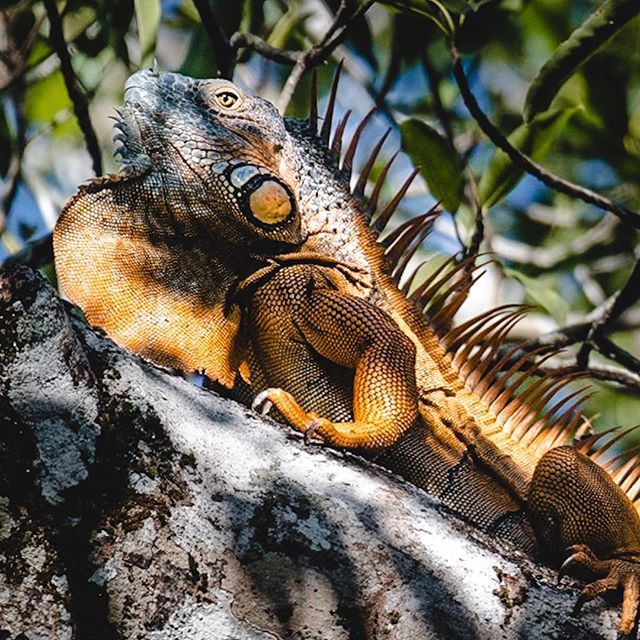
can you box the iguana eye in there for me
[214,89,241,110]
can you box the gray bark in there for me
[0,265,623,639]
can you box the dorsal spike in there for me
[387,214,436,279]
[475,343,549,400]
[463,323,526,390]
[320,59,343,145]
[420,258,494,330]
[373,167,420,233]
[490,351,560,415]
[308,69,318,133]
[588,424,640,465]
[342,108,375,179]
[366,152,398,219]
[429,274,482,331]
[392,231,431,285]
[331,109,351,159]
[458,312,529,387]
[515,380,586,443]
[453,312,520,372]
[353,128,392,199]
[606,443,640,476]
[575,424,623,455]
[382,209,435,250]
[410,256,459,306]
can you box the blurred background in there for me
[1,0,639,433]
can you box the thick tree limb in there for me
[0,266,623,639]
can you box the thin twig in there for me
[464,183,484,259]
[191,0,236,79]
[0,12,27,233]
[596,335,640,375]
[230,1,375,113]
[491,213,620,270]
[229,32,300,65]
[0,12,44,92]
[450,46,640,230]
[375,19,402,106]
[43,0,102,175]
[0,85,26,232]
[277,1,375,113]
[577,258,640,367]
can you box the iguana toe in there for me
[562,546,640,636]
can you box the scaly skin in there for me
[54,69,640,635]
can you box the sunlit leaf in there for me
[478,107,579,209]
[400,119,463,212]
[134,0,161,64]
[25,71,73,123]
[524,0,640,123]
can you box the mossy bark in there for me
[0,265,623,640]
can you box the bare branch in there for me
[543,361,640,392]
[43,0,102,175]
[0,86,26,233]
[0,13,27,234]
[228,32,300,65]
[229,1,376,113]
[577,258,640,367]
[450,47,640,230]
[491,214,620,270]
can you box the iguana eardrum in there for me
[53,67,640,636]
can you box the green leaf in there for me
[400,119,463,212]
[523,0,640,123]
[134,0,161,65]
[478,106,579,210]
[179,25,218,78]
[505,268,569,325]
[25,70,73,122]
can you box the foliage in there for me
[0,0,639,431]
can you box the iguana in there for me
[53,67,640,637]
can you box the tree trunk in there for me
[0,265,622,639]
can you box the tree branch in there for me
[43,0,102,175]
[577,258,640,367]
[450,46,640,230]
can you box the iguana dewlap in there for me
[54,68,640,636]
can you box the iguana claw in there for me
[251,390,273,416]
[560,545,640,637]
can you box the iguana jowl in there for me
[54,67,640,636]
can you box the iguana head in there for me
[117,68,303,248]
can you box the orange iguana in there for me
[53,67,640,636]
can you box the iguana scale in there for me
[53,67,640,636]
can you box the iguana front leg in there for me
[529,446,640,636]
[248,263,419,450]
